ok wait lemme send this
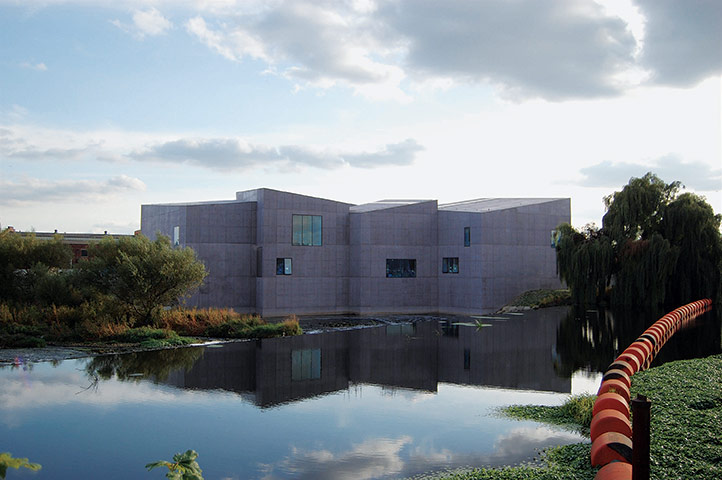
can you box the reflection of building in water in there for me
[163,310,571,407]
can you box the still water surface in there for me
[1,307,719,479]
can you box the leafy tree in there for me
[146,450,203,480]
[0,230,73,302]
[556,173,722,306]
[78,234,207,326]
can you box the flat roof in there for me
[350,199,433,213]
[438,198,565,213]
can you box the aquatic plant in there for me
[0,452,41,479]
[146,450,203,480]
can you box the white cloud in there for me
[131,137,423,171]
[184,2,410,101]
[112,7,172,39]
[20,62,48,71]
[0,175,146,206]
[577,155,722,191]
[132,7,172,36]
[635,0,722,87]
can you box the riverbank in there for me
[413,353,722,480]
[0,313,447,365]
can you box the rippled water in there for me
[1,306,719,479]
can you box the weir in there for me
[590,299,713,479]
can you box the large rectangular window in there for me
[292,215,322,246]
[464,227,471,247]
[442,257,459,274]
[386,259,416,278]
[292,349,321,381]
[276,258,292,275]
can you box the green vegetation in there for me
[631,354,722,478]
[146,450,203,480]
[407,444,594,480]
[0,230,301,349]
[503,289,571,309]
[80,235,207,326]
[0,452,41,479]
[109,327,197,349]
[416,355,721,480]
[555,173,722,306]
[501,394,595,434]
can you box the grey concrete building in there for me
[141,188,569,316]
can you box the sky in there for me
[0,0,720,234]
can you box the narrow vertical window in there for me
[312,215,322,246]
[173,226,180,246]
[464,349,471,370]
[464,227,470,247]
[302,215,312,246]
[292,216,303,246]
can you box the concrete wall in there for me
[141,201,258,312]
[254,189,352,317]
[349,201,439,314]
[437,211,484,313]
[478,199,569,311]
[142,190,570,316]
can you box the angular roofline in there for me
[439,197,568,213]
[350,199,435,213]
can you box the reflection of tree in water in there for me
[85,347,204,383]
[554,306,721,377]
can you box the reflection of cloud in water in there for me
[0,363,222,427]
[264,426,584,479]
[264,436,412,480]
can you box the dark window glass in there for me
[292,215,322,246]
[80,249,88,257]
[276,258,292,275]
[386,259,416,278]
[464,227,471,247]
[442,257,459,274]
[464,348,471,370]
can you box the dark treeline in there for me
[556,173,722,307]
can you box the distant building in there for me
[13,231,134,265]
[141,188,570,316]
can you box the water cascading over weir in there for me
[589,299,713,480]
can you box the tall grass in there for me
[158,308,257,336]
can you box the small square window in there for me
[442,257,459,274]
[464,227,471,247]
[80,249,88,257]
[276,258,292,275]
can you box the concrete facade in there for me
[141,188,569,316]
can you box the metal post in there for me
[632,394,651,480]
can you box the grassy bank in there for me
[500,289,571,311]
[414,354,721,480]
[0,305,302,350]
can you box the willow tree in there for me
[556,173,722,306]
